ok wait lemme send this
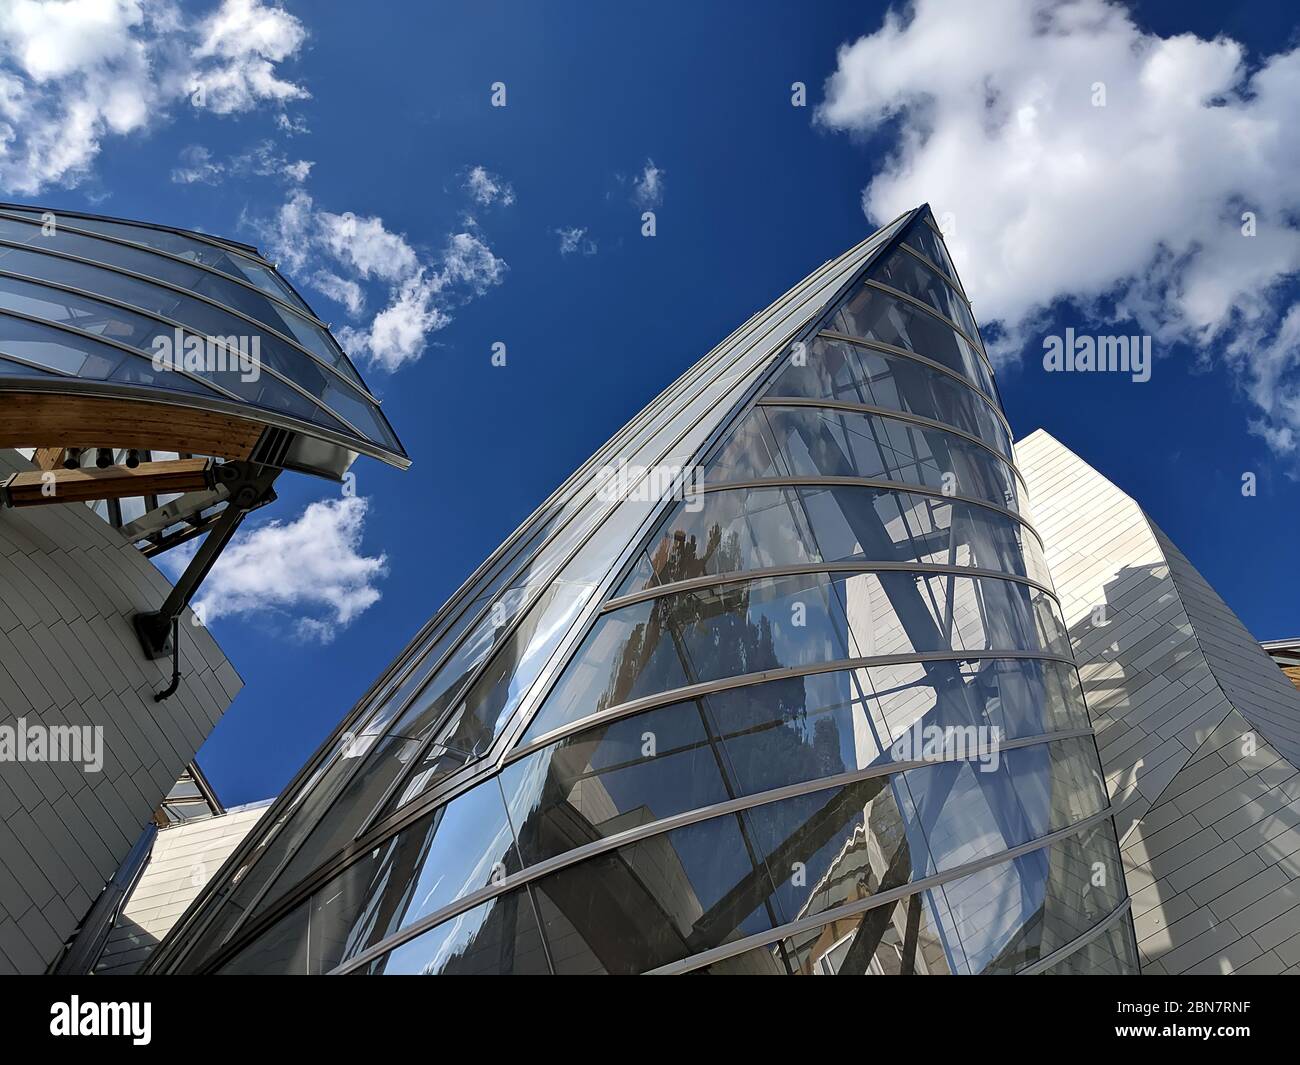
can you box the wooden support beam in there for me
[0,458,214,508]
[32,447,67,471]
[0,392,263,460]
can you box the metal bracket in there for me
[133,460,279,659]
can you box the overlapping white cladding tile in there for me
[94,805,266,975]
[0,448,244,974]
[1016,430,1300,975]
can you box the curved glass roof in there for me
[0,203,408,470]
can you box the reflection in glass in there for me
[833,285,995,399]
[705,405,1024,516]
[522,569,1069,743]
[359,890,550,975]
[767,335,1012,458]
[617,483,1049,597]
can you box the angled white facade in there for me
[0,447,242,974]
[1018,429,1300,975]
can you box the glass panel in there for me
[932,819,1124,973]
[740,738,1106,928]
[1042,914,1139,975]
[781,885,959,974]
[216,901,311,975]
[0,312,215,396]
[522,570,1068,743]
[617,485,1047,597]
[774,822,1126,974]
[383,580,595,812]
[704,406,1025,515]
[872,245,982,349]
[519,738,1102,974]
[0,208,316,316]
[303,779,521,966]
[0,220,377,401]
[214,779,523,974]
[0,354,47,375]
[504,659,1089,869]
[358,890,550,975]
[766,336,1012,459]
[501,699,734,867]
[692,942,790,974]
[0,240,360,387]
[833,285,994,399]
[0,262,394,448]
[903,223,961,291]
[528,812,777,974]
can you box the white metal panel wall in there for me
[0,448,242,973]
[1017,429,1300,975]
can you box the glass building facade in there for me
[0,203,407,472]
[150,206,1138,975]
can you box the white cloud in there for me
[190,0,308,114]
[555,225,597,256]
[316,206,420,282]
[311,269,365,316]
[250,190,507,371]
[173,495,387,643]
[630,158,664,210]
[0,0,308,195]
[171,139,312,184]
[817,0,1300,457]
[275,111,309,135]
[463,164,515,207]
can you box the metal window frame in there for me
[599,560,1058,614]
[0,208,329,330]
[697,475,1041,541]
[506,649,1080,763]
[0,255,382,405]
[650,809,1125,976]
[816,328,1005,425]
[327,740,1107,976]
[1016,897,1135,975]
[0,199,266,259]
[752,396,1031,492]
[143,214,917,973]
[0,282,379,445]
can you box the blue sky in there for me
[3,0,1298,805]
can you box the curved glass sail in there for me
[151,206,1134,975]
[0,203,406,468]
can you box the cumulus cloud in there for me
[555,225,597,256]
[171,139,312,184]
[249,190,507,371]
[0,0,308,195]
[817,0,1300,456]
[462,164,515,207]
[630,158,664,210]
[170,495,387,643]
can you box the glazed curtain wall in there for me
[153,207,1136,975]
[0,205,404,462]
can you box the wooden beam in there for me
[32,447,67,471]
[1,458,214,508]
[0,392,264,460]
